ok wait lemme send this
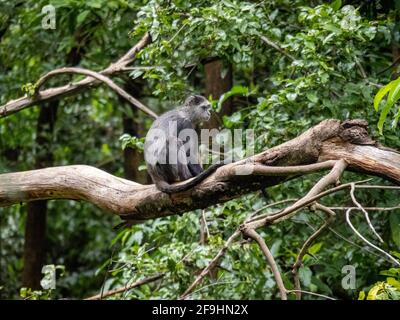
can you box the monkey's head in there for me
[183,95,212,124]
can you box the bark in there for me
[121,81,148,184]
[203,59,233,129]
[0,119,398,222]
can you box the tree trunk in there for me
[22,101,58,289]
[203,59,232,129]
[122,107,148,183]
[121,81,148,184]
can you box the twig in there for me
[241,226,287,300]
[85,273,164,300]
[259,34,296,61]
[292,203,335,300]
[349,183,383,243]
[345,208,400,266]
[376,55,400,75]
[33,67,157,119]
[328,205,400,211]
[180,230,240,299]
[199,209,209,245]
[355,185,400,190]
[355,57,367,79]
[246,198,297,220]
[328,227,382,259]
[287,289,336,300]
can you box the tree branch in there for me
[85,273,164,300]
[33,67,157,118]
[0,32,151,118]
[241,227,287,300]
[292,203,336,299]
[0,119,399,221]
[180,230,240,299]
[345,206,400,266]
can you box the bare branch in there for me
[349,183,383,243]
[246,198,297,220]
[345,208,400,266]
[328,227,382,259]
[328,205,400,211]
[292,203,335,299]
[241,226,287,300]
[249,160,338,176]
[355,185,400,190]
[33,67,157,119]
[0,32,151,118]
[248,159,348,228]
[180,230,240,299]
[287,289,336,300]
[85,273,164,300]
[259,34,296,61]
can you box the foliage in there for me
[119,134,145,151]
[359,266,400,300]
[0,0,399,300]
[374,77,400,133]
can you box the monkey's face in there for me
[185,95,212,123]
[197,102,212,122]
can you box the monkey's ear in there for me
[184,95,203,106]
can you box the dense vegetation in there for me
[0,0,399,300]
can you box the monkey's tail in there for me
[155,160,231,194]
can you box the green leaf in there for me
[387,277,400,290]
[308,242,323,255]
[306,92,319,103]
[270,239,282,257]
[358,291,366,300]
[217,86,251,112]
[299,267,312,287]
[87,0,102,9]
[331,0,342,10]
[20,287,28,298]
[376,78,400,133]
[286,93,297,102]
[377,100,394,134]
[76,10,90,26]
[374,82,392,111]
[387,77,400,105]
[130,69,144,80]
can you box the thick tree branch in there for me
[0,119,399,221]
[247,159,347,229]
[0,32,151,118]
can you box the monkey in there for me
[144,95,228,193]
